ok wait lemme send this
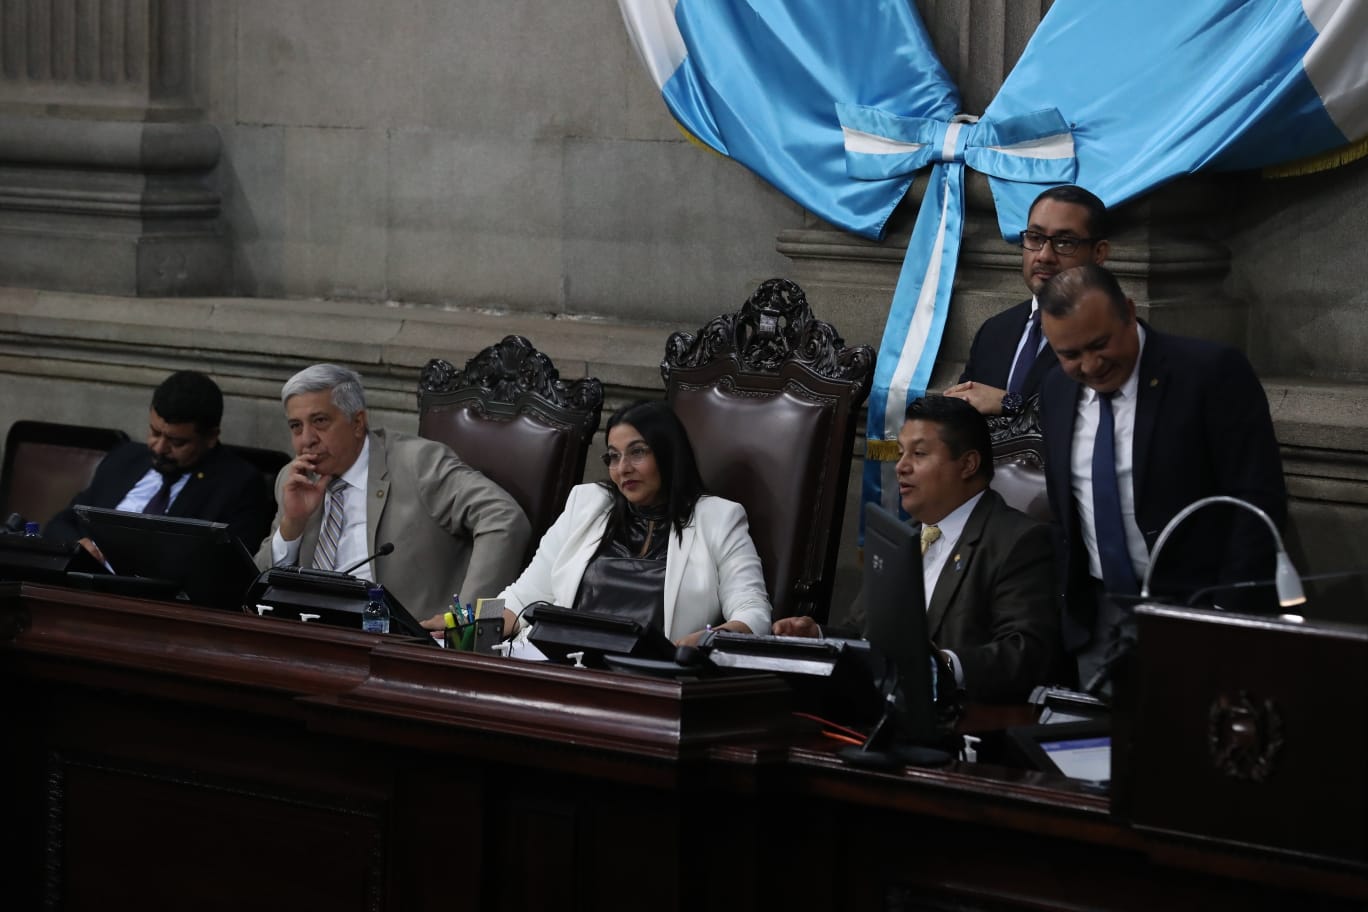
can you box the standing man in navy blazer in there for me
[45,371,274,554]
[946,185,1110,418]
[1038,264,1287,686]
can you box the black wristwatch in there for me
[1001,391,1024,416]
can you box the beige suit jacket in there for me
[256,429,531,620]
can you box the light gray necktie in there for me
[313,478,348,571]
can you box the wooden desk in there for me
[2,583,1364,911]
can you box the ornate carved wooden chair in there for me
[662,279,874,624]
[0,420,129,525]
[418,335,604,550]
[988,406,1051,523]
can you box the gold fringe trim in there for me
[865,438,902,462]
[1263,134,1368,179]
[675,118,725,158]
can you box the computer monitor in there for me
[1005,719,1112,787]
[73,506,258,611]
[848,501,948,766]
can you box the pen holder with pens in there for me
[445,597,505,654]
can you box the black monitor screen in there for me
[862,502,936,745]
[74,506,258,611]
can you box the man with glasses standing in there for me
[945,185,1110,418]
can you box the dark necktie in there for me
[1092,393,1138,595]
[143,472,182,516]
[1007,311,1042,395]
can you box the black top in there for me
[573,502,669,632]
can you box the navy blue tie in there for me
[1008,311,1041,395]
[1092,393,1138,595]
[143,473,181,516]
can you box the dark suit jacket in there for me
[1041,326,1288,649]
[45,441,274,552]
[959,298,1058,398]
[843,489,1059,703]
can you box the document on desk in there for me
[507,637,548,661]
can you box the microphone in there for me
[339,542,395,576]
[4,512,26,533]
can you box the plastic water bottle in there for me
[23,521,39,537]
[362,586,390,634]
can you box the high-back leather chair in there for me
[989,409,1051,523]
[662,279,874,624]
[418,335,604,550]
[221,443,292,509]
[0,420,130,526]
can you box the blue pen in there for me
[465,602,475,625]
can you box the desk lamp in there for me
[1141,495,1305,609]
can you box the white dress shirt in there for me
[1069,324,1150,583]
[271,436,374,579]
[115,467,192,513]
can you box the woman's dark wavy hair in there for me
[597,399,705,544]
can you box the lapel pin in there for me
[196,472,205,479]
[1149,377,1159,387]
[954,554,963,571]
[376,489,384,498]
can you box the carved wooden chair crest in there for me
[418,335,604,548]
[988,401,1051,523]
[662,278,874,623]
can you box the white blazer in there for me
[500,484,772,639]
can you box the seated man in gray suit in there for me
[774,396,1059,703]
[255,363,531,625]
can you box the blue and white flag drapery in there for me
[617,0,958,239]
[620,0,1368,529]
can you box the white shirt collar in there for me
[925,489,984,545]
[338,434,370,491]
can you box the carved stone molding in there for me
[0,114,225,295]
[0,0,194,112]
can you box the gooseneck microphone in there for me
[339,542,395,576]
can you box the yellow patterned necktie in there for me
[920,523,941,557]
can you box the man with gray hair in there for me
[256,363,530,623]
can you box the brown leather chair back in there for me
[221,443,292,509]
[0,420,130,525]
[662,279,874,623]
[418,335,604,550]
[989,417,1051,523]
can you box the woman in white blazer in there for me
[499,400,771,644]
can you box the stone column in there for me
[0,0,226,295]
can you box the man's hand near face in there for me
[278,454,330,542]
